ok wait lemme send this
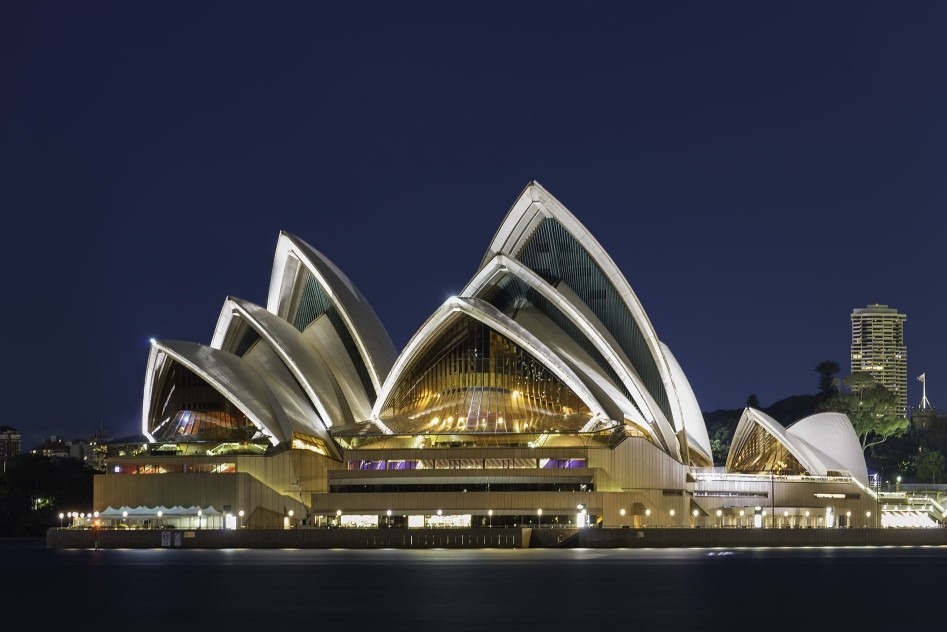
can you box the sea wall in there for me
[46,526,947,550]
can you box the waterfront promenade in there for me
[46,526,947,550]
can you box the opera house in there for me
[95,182,886,531]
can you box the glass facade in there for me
[515,219,672,424]
[149,362,264,443]
[482,274,641,412]
[727,423,806,475]
[377,313,593,433]
[292,271,376,402]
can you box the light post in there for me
[865,510,871,528]
[739,509,744,528]
[157,510,162,529]
[288,509,294,529]
[645,508,651,527]
[620,508,626,527]
[692,509,699,528]
[846,510,852,528]
[716,509,722,528]
[761,510,767,529]
[488,509,493,528]
[669,509,675,527]
[336,509,342,527]
[122,510,127,528]
[197,509,202,530]
[238,510,244,528]
[537,508,542,528]
[896,476,901,492]
[386,509,392,528]
[804,510,810,528]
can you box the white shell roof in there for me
[267,231,397,395]
[660,343,713,463]
[462,253,679,456]
[466,181,708,463]
[728,407,868,485]
[142,340,289,446]
[209,297,353,457]
[787,412,869,486]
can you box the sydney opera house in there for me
[95,182,885,530]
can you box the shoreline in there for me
[46,526,947,550]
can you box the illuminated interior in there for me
[377,314,595,433]
[726,422,806,475]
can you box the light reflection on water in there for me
[5,542,945,630]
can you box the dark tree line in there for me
[0,454,95,537]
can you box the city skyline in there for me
[1,3,945,446]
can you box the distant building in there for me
[851,304,907,416]
[29,430,110,471]
[32,436,71,459]
[0,425,21,472]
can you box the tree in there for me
[746,393,760,408]
[818,373,909,453]
[914,450,946,485]
[815,360,841,395]
[0,454,95,537]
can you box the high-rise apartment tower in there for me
[851,304,907,416]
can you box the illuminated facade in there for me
[851,304,907,416]
[96,183,894,531]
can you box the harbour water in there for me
[5,540,944,630]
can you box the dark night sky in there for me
[2,2,945,447]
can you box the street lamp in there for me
[739,509,744,528]
[620,508,626,527]
[59,512,64,528]
[716,509,722,527]
[157,510,162,529]
[804,510,810,528]
[197,509,202,530]
[386,509,392,528]
[336,509,342,527]
[866,510,871,527]
[896,476,902,492]
[488,509,493,527]
[645,508,651,527]
[537,508,542,528]
[669,509,675,527]
[238,510,244,528]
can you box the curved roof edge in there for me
[788,412,869,486]
[462,253,680,455]
[660,343,712,463]
[211,297,352,455]
[727,408,868,485]
[478,181,688,438]
[726,407,814,474]
[266,231,397,393]
[371,295,611,423]
[142,339,289,446]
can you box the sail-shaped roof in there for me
[726,407,868,485]
[267,231,397,415]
